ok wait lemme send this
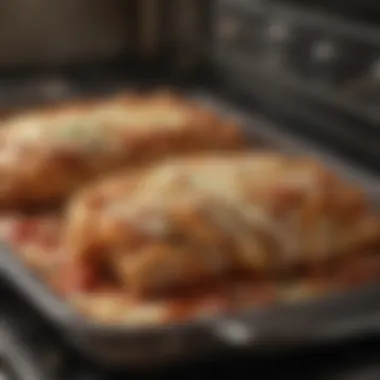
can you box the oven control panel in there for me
[214,0,380,88]
[212,0,380,170]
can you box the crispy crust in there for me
[0,91,245,208]
[62,152,380,295]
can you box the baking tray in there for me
[2,90,380,368]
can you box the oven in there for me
[1,0,380,378]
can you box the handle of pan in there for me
[210,318,259,346]
[208,317,313,348]
[206,307,380,348]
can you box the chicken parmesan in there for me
[61,152,380,297]
[2,212,380,326]
[1,216,380,325]
[0,92,244,208]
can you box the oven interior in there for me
[1,0,380,373]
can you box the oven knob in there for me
[311,40,338,63]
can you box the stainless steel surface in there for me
[214,0,380,133]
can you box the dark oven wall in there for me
[272,0,380,25]
[0,0,211,73]
[0,0,214,108]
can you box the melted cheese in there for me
[1,101,190,153]
[101,155,327,264]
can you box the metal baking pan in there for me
[0,319,51,380]
[2,90,380,368]
[0,279,67,380]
